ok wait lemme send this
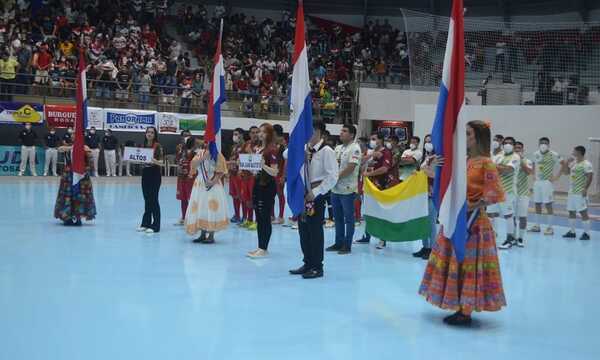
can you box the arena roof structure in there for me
[203,0,599,19]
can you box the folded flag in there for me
[364,171,431,242]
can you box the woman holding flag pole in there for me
[54,48,97,226]
[419,0,506,326]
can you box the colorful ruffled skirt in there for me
[54,168,97,222]
[185,177,229,234]
[419,214,506,313]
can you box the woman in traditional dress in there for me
[54,144,97,226]
[419,120,506,326]
[176,137,196,225]
[185,139,229,243]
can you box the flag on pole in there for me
[286,0,314,216]
[431,0,468,261]
[206,19,226,161]
[72,49,88,193]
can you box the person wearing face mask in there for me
[228,128,245,224]
[554,146,594,240]
[63,127,74,145]
[85,127,100,177]
[239,126,260,230]
[529,137,562,235]
[359,132,393,249]
[184,136,229,244]
[18,122,38,176]
[137,127,164,234]
[513,142,533,247]
[272,124,287,225]
[398,136,423,182]
[413,134,437,260]
[43,127,59,176]
[489,137,521,250]
[102,129,118,177]
[491,134,504,156]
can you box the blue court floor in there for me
[1,177,599,360]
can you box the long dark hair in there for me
[468,120,491,158]
[144,126,159,147]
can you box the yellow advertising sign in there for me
[12,105,42,123]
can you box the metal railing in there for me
[0,72,358,124]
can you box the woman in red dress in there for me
[419,120,507,326]
[176,137,196,225]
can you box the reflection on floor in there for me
[1,177,599,360]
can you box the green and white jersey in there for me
[494,152,521,195]
[516,158,533,197]
[569,160,593,195]
[533,150,561,182]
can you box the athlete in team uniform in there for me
[514,141,533,247]
[529,137,562,235]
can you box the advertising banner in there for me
[176,113,207,135]
[44,105,104,129]
[104,109,157,132]
[0,102,44,124]
[157,113,180,134]
[0,146,46,176]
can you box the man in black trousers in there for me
[289,121,338,279]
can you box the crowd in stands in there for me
[2,1,600,115]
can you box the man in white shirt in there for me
[398,136,423,181]
[326,124,361,255]
[492,137,522,250]
[290,121,339,279]
[529,137,562,235]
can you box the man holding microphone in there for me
[43,127,59,176]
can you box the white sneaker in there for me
[43,173,48,176]
[18,172,23,176]
[544,227,554,236]
[137,226,147,232]
[248,249,268,258]
[32,173,37,177]
[291,222,299,230]
[145,228,155,234]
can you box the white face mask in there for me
[233,135,240,143]
[492,140,500,150]
[503,144,514,154]
[25,125,31,130]
[539,144,549,153]
[409,143,417,150]
[50,131,56,135]
[68,129,73,134]
[424,142,434,153]
[369,140,377,149]
[90,130,96,135]
[385,142,392,150]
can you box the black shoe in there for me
[516,238,524,248]
[421,248,432,260]
[325,244,342,252]
[499,237,514,250]
[289,265,308,275]
[413,247,426,257]
[192,233,206,243]
[200,237,215,244]
[563,230,577,239]
[302,269,324,279]
[354,236,370,244]
[580,233,590,241]
[337,247,351,255]
[443,312,472,326]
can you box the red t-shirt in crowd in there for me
[369,147,393,189]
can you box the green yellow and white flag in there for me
[364,171,431,242]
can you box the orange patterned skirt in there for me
[419,214,506,313]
